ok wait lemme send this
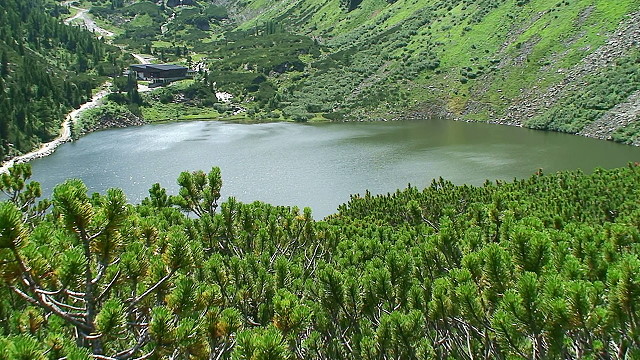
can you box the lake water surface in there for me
[29,119,640,218]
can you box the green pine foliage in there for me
[3,163,640,358]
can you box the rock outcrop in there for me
[578,90,640,141]
[75,112,146,137]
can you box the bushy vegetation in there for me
[138,80,233,122]
[204,0,639,123]
[612,121,640,145]
[3,163,640,358]
[204,4,228,21]
[91,0,230,54]
[73,100,137,137]
[80,0,640,126]
[198,32,319,74]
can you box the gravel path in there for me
[0,83,112,174]
[64,3,114,37]
[131,53,153,64]
[0,3,161,173]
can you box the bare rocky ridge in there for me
[494,11,640,135]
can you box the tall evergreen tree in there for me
[0,51,8,78]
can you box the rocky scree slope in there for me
[495,10,640,138]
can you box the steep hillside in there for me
[85,0,640,141]
[223,0,639,129]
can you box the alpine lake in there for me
[29,119,640,218]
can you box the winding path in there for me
[63,2,114,37]
[0,84,112,174]
[0,3,119,173]
[131,53,152,65]
[0,3,158,173]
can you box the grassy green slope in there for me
[221,0,639,131]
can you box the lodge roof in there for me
[130,64,188,71]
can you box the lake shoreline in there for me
[1,88,636,174]
[376,103,639,147]
[0,83,112,174]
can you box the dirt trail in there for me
[131,53,153,64]
[0,83,112,174]
[0,3,163,173]
[63,2,114,37]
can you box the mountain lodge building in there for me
[129,64,192,86]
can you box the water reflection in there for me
[29,119,640,218]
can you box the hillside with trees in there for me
[2,163,640,358]
[3,0,638,155]
[1,0,639,160]
[0,0,130,161]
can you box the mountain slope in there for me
[85,0,640,141]
[213,0,640,138]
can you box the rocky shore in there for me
[74,111,146,138]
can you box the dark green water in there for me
[29,119,640,218]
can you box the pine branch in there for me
[66,289,87,298]
[9,286,40,306]
[113,330,150,359]
[10,248,91,331]
[12,285,91,331]
[98,269,121,302]
[92,262,107,285]
[92,355,117,360]
[125,269,176,313]
[49,296,87,312]
[132,351,155,360]
[35,288,64,296]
